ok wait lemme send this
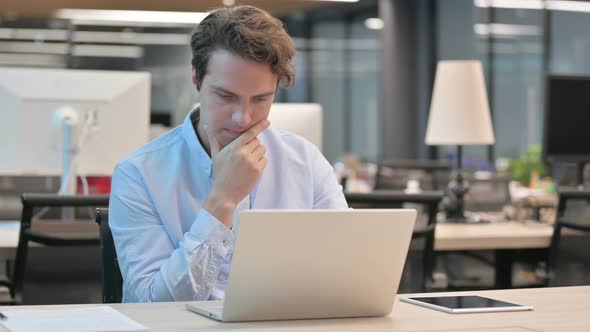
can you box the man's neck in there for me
[190,107,212,157]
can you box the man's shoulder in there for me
[262,127,320,156]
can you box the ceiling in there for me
[0,0,339,19]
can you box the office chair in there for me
[4,193,109,304]
[95,208,123,303]
[373,160,451,191]
[542,188,590,286]
[464,174,511,213]
[434,174,512,291]
[345,191,443,292]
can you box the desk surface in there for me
[435,221,555,251]
[0,222,19,249]
[0,220,559,253]
[0,286,587,331]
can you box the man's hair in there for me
[190,5,296,91]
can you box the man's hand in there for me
[203,119,270,228]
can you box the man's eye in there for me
[219,94,233,100]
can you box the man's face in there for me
[194,48,277,152]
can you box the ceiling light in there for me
[364,18,384,30]
[55,9,208,26]
[474,0,544,10]
[546,0,590,13]
[474,23,540,36]
[474,0,590,13]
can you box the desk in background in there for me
[0,218,561,291]
[0,286,587,331]
[346,190,557,289]
[0,222,18,262]
[436,221,555,289]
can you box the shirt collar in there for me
[181,106,213,176]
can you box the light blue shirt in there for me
[109,109,348,302]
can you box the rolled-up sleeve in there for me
[109,162,233,302]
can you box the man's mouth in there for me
[223,128,245,138]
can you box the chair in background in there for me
[542,188,590,286]
[464,174,512,213]
[2,193,109,304]
[95,208,123,303]
[373,160,451,191]
[440,174,512,290]
[345,190,443,292]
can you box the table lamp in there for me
[425,60,495,222]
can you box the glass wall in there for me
[437,0,590,163]
[310,21,348,163]
[551,10,590,75]
[491,7,544,159]
[349,13,381,162]
[282,3,381,164]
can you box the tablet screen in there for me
[401,295,533,313]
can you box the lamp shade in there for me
[425,60,495,145]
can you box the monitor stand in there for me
[55,107,79,221]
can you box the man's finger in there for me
[251,144,266,160]
[230,119,270,147]
[244,137,261,152]
[204,124,221,156]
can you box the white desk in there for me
[0,220,557,253]
[435,221,555,251]
[0,286,587,331]
[436,221,555,289]
[0,220,568,289]
[0,220,98,260]
[0,222,19,261]
[435,221,587,289]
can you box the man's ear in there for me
[192,67,200,90]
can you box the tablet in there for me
[400,295,534,314]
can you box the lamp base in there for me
[442,162,489,224]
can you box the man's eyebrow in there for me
[211,86,236,95]
[253,91,276,98]
[211,85,275,98]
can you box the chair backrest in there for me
[546,189,590,286]
[345,190,443,291]
[95,208,123,303]
[373,160,451,191]
[12,193,109,304]
[464,174,511,212]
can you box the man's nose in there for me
[232,103,252,127]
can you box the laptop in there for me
[185,209,417,322]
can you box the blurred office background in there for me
[3,0,590,164]
[1,0,590,304]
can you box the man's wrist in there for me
[203,189,236,228]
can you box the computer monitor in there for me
[0,67,150,179]
[267,103,323,151]
[543,75,590,163]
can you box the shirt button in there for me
[205,282,213,289]
[222,239,230,248]
[218,274,226,281]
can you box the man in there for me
[110,5,347,303]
